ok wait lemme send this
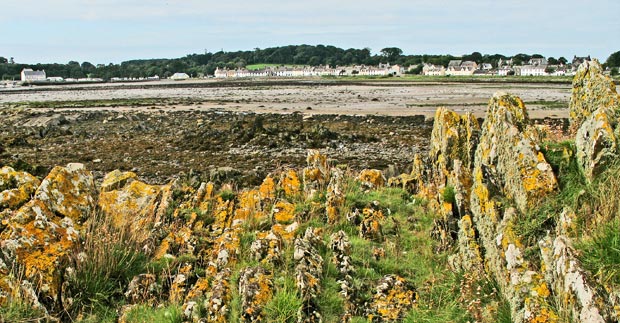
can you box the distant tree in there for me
[380,47,403,63]
[547,57,558,65]
[558,57,568,65]
[531,54,544,58]
[0,57,7,64]
[611,67,618,76]
[544,66,556,74]
[462,51,483,63]
[606,51,620,67]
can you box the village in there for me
[11,55,598,85]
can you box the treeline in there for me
[1,45,619,80]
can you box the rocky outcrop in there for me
[570,59,620,128]
[570,60,620,181]
[325,168,344,225]
[98,170,173,248]
[469,93,558,322]
[239,266,273,323]
[295,227,324,323]
[539,235,611,323]
[0,163,93,308]
[330,230,355,321]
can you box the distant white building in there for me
[422,63,446,76]
[47,76,64,82]
[519,65,547,76]
[21,68,46,82]
[171,72,190,80]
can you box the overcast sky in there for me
[2,0,618,64]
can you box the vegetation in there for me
[3,45,613,81]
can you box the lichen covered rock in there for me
[295,227,324,323]
[98,175,171,246]
[358,169,386,190]
[279,169,301,199]
[428,108,480,186]
[367,275,417,322]
[474,92,557,213]
[0,199,79,304]
[35,163,96,226]
[575,106,618,180]
[325,168,345,224]
[251,231,283,266]
[569,59,620,128]
[0,166,40,211]
[303,149,330,197]
[100,169,137,192]
[239,266,273,323]
[359,207,384,241]
[539,235,611,323]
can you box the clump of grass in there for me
[442,185,456,204]
[0,301,48,323]
[263,276,302,323]
[65,211,149,320]
[576,218,620,287]
[219,189,236,202]
[121,304,183,323]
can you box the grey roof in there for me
[22,69,46,76]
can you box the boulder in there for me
[100,169,137,192]
[569,59,620,128]
[428,108,480,186]
[358,169,385,190]
[325,168,344,224]
[302,149,330,197]
[35,163,96,226]
[575,106,618,180]
[98,175,172,247]
[0,166,40,211]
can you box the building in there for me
[422,63,446,76]
[519,64,548,76]
[170,72,190,80]
[21,68,46,83]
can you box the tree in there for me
[611,67,618,76]
[0,57,7,64]
[380,47,403,63]
[547,57,558,65]
[606,51,620,67]
[558,57,568,65]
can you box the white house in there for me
[21,68,46,82]
[171,72,190,80]
[422,64,446,76]
[519,65,547,76]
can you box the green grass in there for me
[263,276,302,323]
[576,218,620,288]
[0,301,48,323]
[121,304,183,323]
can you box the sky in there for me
[2,0,619,64]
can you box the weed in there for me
[576,218,620,287]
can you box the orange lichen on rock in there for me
[258,175,276,201]
[1,199,78,302]
[239,266,273,322]
[100,169,137,192]
[368,275,417,322]
[0,166,40,211]
[279,169,301,199]
[98,178,168,244]
[35,163,96,226]
[358,169,386,190]
[272,200,295,225]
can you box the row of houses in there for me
[422,56,592,77]
[214,64,406,79]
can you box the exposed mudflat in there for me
[0,79,571,185]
